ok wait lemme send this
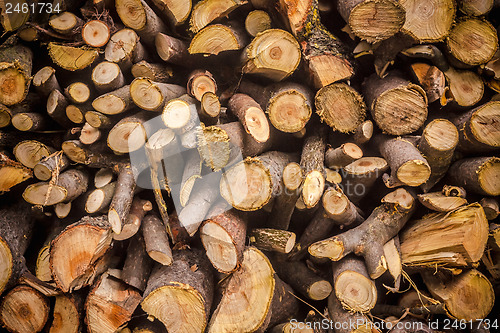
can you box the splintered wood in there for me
[0,0,499,332]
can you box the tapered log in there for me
[310,188,415,279]
[337,0,405,43]
[273,259,332,300]
[107,111,151,153]
[245,10,271,37]
[47,89,72,127]
[130,77,186,111]
[155,33,191,66]
[200,208,246,273]
[33,151,70,181]
[91,61,126,93]
[400,203,489,268]
[315,83,366,133]
[341,157,388,203]
[328,290,380,333]
[0,152,32,192]
[363,71,428,135]
[377,136,431,188]
[33,66,61,97]
[82,20,111,47]
[150,0,192,26]
[48,43,99,71]
[108,164,137,234]
[422,269,495,320]
[239,80,313,133]
[23,168,89,206]
[49,12,83,35]
[250,228,296,254]
[116,0,167,45]
[189,0,246,33]
[189,23,248,56]
[131,61,174,83]
[452,101,500,153]
[0,42,32,106]
[322,185,363,228]
[86,269,142,333]
[0,200,34,294]
[105,29,147,69]
[300,125,327,208]
[220,151,296,211]
[142,214,173,266]
[333,255,377,312]
[50,215,112,292]
[142,249,214,333]
[417,192,467,212]
[50,293,83,333]
[0,285,49,333]
[419,119,459,192]
[122,235,153,291]
[242,29,301,81]
[446,18,498,66]
[448,157,500,196]
[325,143,363,169]
[399,0,455,42]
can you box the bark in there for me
[122,234,154,291]
[341,156,388,203]
[328,291,379,333]
[322,185,364,228]
[108,164,137,234]
[47,89,72,127]
[448,157,500,196]
[0,42,32,106]
[300,125,327,208]
[33,66,61,97]
[142,214,173,266]
[85,182,116,214]
[325,143,363,169]
[228,93,270,143]
[249,228,296,254]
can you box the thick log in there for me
[50,293,83,333]
[0,42,32,106]
[150,0,192,26]
[189,0,246,33]
[189,23,248,56]
[33,151,70,181]
[448,157,500,196]
[325,143,363,169]
[341,156,388,203]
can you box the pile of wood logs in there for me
[1,0,500,332]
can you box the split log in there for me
[300,125,327,208]
[377,136,431,188]
[315,83,366,133]
[322,185,363,228]
[86,269,142,333]
[0,42,32,106]
[249,228,296,254]
[200,208,246,273]
[242,28,301,81]
[91,61,126,93]
[417,192,467,212]
[400,203,489,268]
[142,214,173,266]
[0,200,34,294]
[50,215,112,292]
[104,29,147,69]
[131,61,174,83]
[448,157,500,196]
[333,255,377,312]
[325,143,363,169]
[418,119,459,192]
[0,285,49,333]
[150,0,192,26]
[189,23,248,56]
[446,17,498,66]
[48,43,99,71]
[33,66,61,97]
[189,0,246,33]
[336,0,405,43]
[50,293,83,333]
[0,152,32,192]
[33,151,70,181]
[130,77,186,112]
[23,168,89,206]
[363,71,428,135]
[245,10,272,37]
[92,85,133,115]
[399,0,455,42]
[410,62,446,103]
[422,269,495,320]
[113,198,152,241]
[309,188,416,279]
[239,80,313,133]
[341,156,388,203]
[141,248,214,333]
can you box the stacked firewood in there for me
[0,0,499,332]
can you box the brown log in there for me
[448,157,500,196]
[33,151,70,181]
[85,182,116,214]
[480,197,499,220]
[142,214,173,266]
[328,289,380,333]
[82,20,111,47]
[80,122,101,145]
[189,23,248,56]
[48,43,99,71]
[131,60,174,83]
[155,32,191,66]
[105,29,147,69]
[325,143,363,169]
[108,164,137,234]
[187,69,217,101]
[249,228,296,254]
[417,192,467,212]
[410,62,446,103]
[64,82,91,104]
[107,111,151,154]
[322,185,363,228]
[199,92,221,125]
[341,156,388,203]
[300,125,327,209]
[50,293,83,333]
[130,77,186,112]
[122,234,154,291]
[245,10,272,37]
[47,89,72,127]
[91,61,126,93]
[49,12,83,35]
[150,0,192,26]
[33,66,61,97]
[0,42,32,106]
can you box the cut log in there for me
[104,29,147,69]
[85,111,115,129]
[0,152,32,192]
[199,92,221,125]
[410,62,446,103]
[11,112,46,131]
[418,119,459,192]
[453,101,500,153]
[80,122,101,145]
[108,164,137,234]
[187,69,217,102]
[422,269,495,320]
[448,157,500,196]
[0,43,32,106]
[48,43,99,71]
[131,60,174,83]
[55,202,72,219]
[325,143,363,169]
[245,10,271,37]
[65,82,91,104]
[273,259,332,301]
[322,185,363,228]
[328,290,380,333]
[155,33,191,66]
[446,17,498,66]
[377,136,431,188]
[341,156,388,203]
[459,0,494,15]
[93,85,133,115]
[228,93,270,143]
[107,111,150,153]
[130,77,186,112]
[161,95,199,136]
[150,0,192,26]
[249,228,296,254]
[399,0,455,42]
[122,235,154,291]
[315,83,366,133]
[417,192,467,212]
[300,125,327,208]
[47,89,72,127]
[309,188,416,279]
[142,214,173,266]
[363,71,428,135]
[115,0,167,45]
[33,66,61,97]
[113,198,152,241]
[86,182,116,214]
[86,269,142,333]
[0,285,49,333]
[400,203,489,268]
[337,0,405,43]
[333,255,377,312]
[141,248,214,333]
[49,12,83,35]
[23,168,89,206]
[352,120,373,145]
[189,23,248,56]
[189,0,246,33]
[91,61,126,93]
[480,197,499,220]
[33,151,70,181]
[50,293,83,333]
[82,20,111,47]
[242,28,301,81]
